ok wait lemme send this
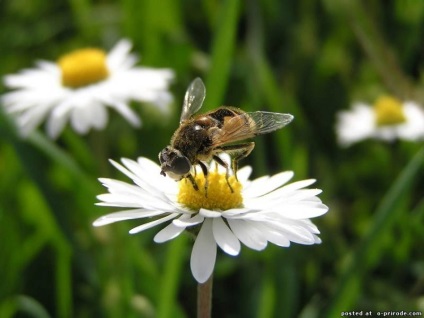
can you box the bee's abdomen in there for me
[208,107,242,126]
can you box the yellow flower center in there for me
[374,96,406,126]
[58,48,109,88]
[177,172,243,211]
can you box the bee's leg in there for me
[197,161,209,197]
[186,173,199,191]
[217,142,255,181]
[212,155,233,193]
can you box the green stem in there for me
[340,0,414,99]
[197,275,213,318]
[204,0,241,110]
[325,146,424,315]
[89,129,110,176]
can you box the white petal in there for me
[173,213,204,227]
[154,222,185,243]
[109,159,139,184]
[276,203,329,219]
[279,179,316,192]
[312,234,322,244]
[99,162,179,211]
[15,104,51,136]
[66,96,108,134]
[132,88,173,111]
[227,219,267,251]
[336,103,375,146]
[256,180,316,202]
[47,100,74,138]
[3,61,60,89]
[254,223,290,247]
[236,166,252,183]
[129,213,179,234]
[265,231,291,247]
[121,158,163,188]
[93,209,166,226]
[107,39,137,70]
[243,171,294,198]
[301,219,321,234]
[397,102,424,140]
[220,208,253,218]
[243,175,269,194]
[199,209,222,218]
[122,157,174,196]
[70,105,91,134]
[109,100,141,127]
[137,157,163,174]
[212,218,240,256]
[274,188,323,201]
[190,219,217,283]
[89,102,108,129]
[271,222,317,245]
[96,185,173,211]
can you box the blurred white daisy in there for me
[1,39,174,138]
[336,96,424,146]
[93,156,328,283]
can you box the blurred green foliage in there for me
[1,0,424,317]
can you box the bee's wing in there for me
[180,78,206,123]
[212,111,294,146]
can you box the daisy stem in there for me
[197,275,213,318]
[90,129,110,175]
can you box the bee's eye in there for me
[158,148,169,164]
[170,156,191,175]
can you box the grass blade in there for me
[325,146,424,315]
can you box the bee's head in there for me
[158,147,191,180]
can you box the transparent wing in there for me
[212,111,294,146]
[180,77,206,123]
[245,111,294,134]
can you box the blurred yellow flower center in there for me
[58,48,109,88]
[177,172,243,211]
[374,96,406,126]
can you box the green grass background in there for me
[1,0,424,317]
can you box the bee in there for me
[158,78,293,193]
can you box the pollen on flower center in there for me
[177,172,243,211]
[58,48,109,88]
[374,96,406,126]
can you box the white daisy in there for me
[1,39,174,138]
[336,96,424,146]
[93,156,329,283]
